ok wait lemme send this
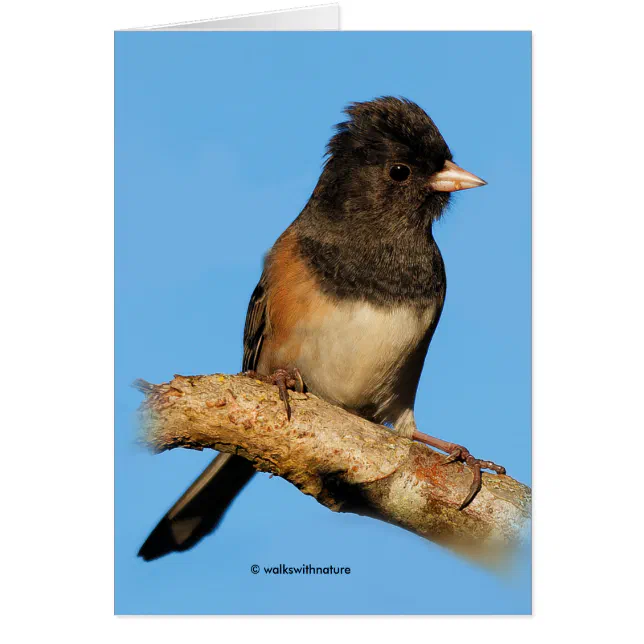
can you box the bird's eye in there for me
[389,164,411,182]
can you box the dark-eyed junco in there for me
[139,97,505,561]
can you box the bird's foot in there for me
[244,368,304,420]
[412,430,506,510]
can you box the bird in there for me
[138,96,505,561]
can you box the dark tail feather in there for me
[138,454,256,561]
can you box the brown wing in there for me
[242,273,268,372]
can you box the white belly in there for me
[274,300,437,413]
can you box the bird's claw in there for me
[244,368,304,421]
[440,445,506,509]
[412,430,507,509]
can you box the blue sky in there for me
[115,31,531,614]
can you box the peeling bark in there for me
[136,373,531,568]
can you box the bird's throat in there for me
[295,224,446,308]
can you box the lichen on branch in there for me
[135,373,531,568]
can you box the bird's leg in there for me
[412,430,506,510]
[244,368,304,420]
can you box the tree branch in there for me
[136,373,531,568]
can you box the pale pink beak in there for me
[428,160,487,192]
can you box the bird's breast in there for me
[258,227,445,419]
[262,297,439,414]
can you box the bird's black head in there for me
[310,97,485,229]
